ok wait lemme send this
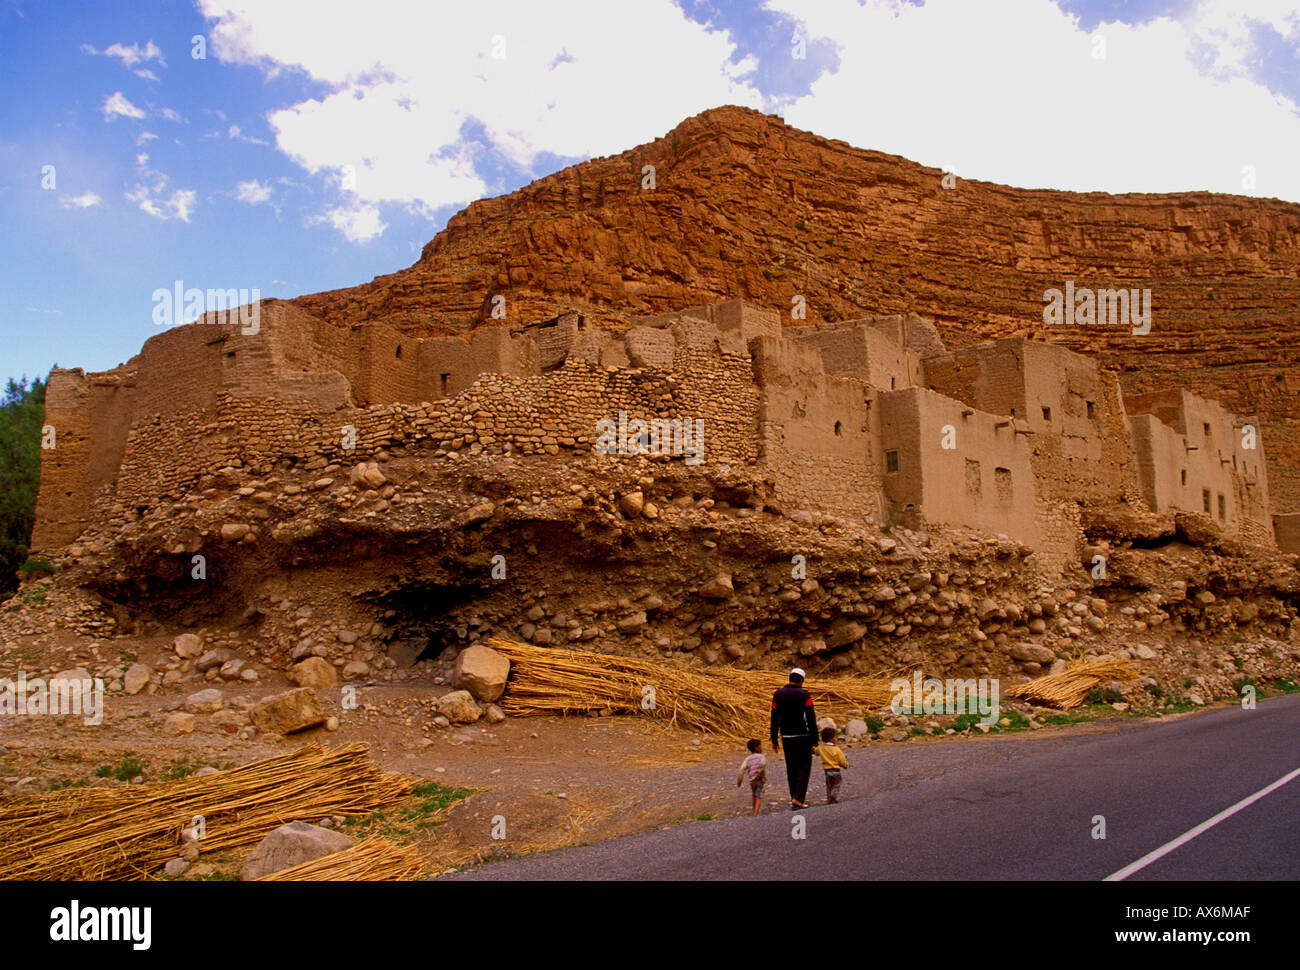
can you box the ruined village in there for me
[3,102,1300,883]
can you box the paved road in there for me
[443,694,1300,880]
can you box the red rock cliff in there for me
[291,105,1300,509]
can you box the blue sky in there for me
[2,0,1298,386]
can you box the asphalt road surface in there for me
[443,694,1300,880]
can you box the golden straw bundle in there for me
[1005,657,1139,709]
[487,638,902,739]
[0,743,414,881]
[258,836,427,882]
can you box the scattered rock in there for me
[123,663,152,695]
[453,644,511,702]
[699,574,734,599]
[162,712,196,736]
[239,821,354,880]
[172,634,203,659]
[437,690,481,724]
[184,688,224,714]
[250,688,326,735]
[164,858,190,878]
[290,657,339,689]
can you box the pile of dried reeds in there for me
[487,638,902,739]
[0,744,414,881]
[1005,657,1139,709]
[258,836,427,881]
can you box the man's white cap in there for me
[790,667,806,679]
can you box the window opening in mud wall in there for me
[994,467,1013,505]
[440,373,450,395]
[885,450,899,473]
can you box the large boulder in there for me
[250,688,326,735]
[289,657,339,689]
[124,663,152,695]
[437,689,482,724]
[453,645,510,702]
[239,821,354,880]
[172,634,203,659]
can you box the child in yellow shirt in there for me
[813,726,849,803]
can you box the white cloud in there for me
[768,0,1300,200]
[228,124,268,144]
[135,130,158,145]
[1183,1,1300,78]
[81,40,167,70]
[235,178,273,204]
[102,91,145,121]
[196,0,765,239]
[59,191,103,209]
[158,106,185,123]
[126,155,197,222]
[319,202,387,243]
[127,184,197,221]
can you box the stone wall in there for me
[110,327,761,508]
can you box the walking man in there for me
[770,667,819,809]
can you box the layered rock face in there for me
[292,105,1300,509]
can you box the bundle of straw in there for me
[1005,657,1139,709]
[0,744,413,881]
[258,836,427,882]
[487,638,902,739]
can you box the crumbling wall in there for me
[417,327,539,401]
[31,367,138,550]
[1274,513,1300,554]
[111,323,759,507]
[633,299,781,345]
[789,321,925,390]
[750,335,878,515]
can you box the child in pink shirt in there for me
[736,738,767,816]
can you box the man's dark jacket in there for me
[770,682,818,744]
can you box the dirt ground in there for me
[0,656,1199,877]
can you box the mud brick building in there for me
[32,298,1280,564]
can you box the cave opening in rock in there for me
[372,580,492,667]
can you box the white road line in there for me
[1104,765,1300,881]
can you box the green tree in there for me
[0,376,47,597]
